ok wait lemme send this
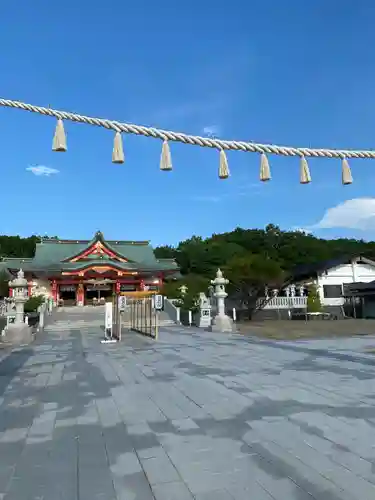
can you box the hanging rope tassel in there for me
[260,153,271,181]
[342,158,353,184]
[52,119,67,152]
[160,140,173,171]
[219,149,230,179]
[300,155,311,184]
[112,132,125,164]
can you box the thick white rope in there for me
[0,97,374,159]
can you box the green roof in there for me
[1,231,179,273]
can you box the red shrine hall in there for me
[1,231,180,306]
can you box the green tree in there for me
[153,245,176,259]
[0,270,9,298]
[24,295,45,313]
[225,254,285,319]
[160,280,181,299]
[306,284,322,313]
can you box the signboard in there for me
[87,284,111,291]
[198,308,211,328]
[118,296,127,311]
[153,294,164,310]
[60,285,76,292]
[120,284,136,291]
[105,302,113,333]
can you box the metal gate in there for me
[113,292,159,340]
[128,296,158,339]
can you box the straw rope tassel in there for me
[300,155,311,184]
[219,149,230,179]
[260,153,271,181]
[342,158,353,184]
[52,119,67,152]
[160,140,173,171]
[112,132,124,164]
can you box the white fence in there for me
[260,296,346,309]
[260,296,307,309]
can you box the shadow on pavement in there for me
[0,347,34,397]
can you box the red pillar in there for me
[77,284,84,306]
[115,280,120,294]
[28,282,32,297]
[9,288,13,298]
[51,280,57,303]
[139,279,145,291]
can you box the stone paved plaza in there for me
[1,309,375,499]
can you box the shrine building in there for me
[0,231,180,305]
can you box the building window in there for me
[323,284,342,298]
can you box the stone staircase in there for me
[157,310,176,326]
[56,304,178,327]
[120,308,176,328]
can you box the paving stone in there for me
[151,481,194,500]
[137,446,165,459]
[140,451,181,484]
[171,418,200,431]
[0,466,15,492]
[112,472,155,500]
[110,452,143,475]
[194,489,235,500]
[2,311,375,499]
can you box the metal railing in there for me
[112,292,159,340]
[128,296,158,339]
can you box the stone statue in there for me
[197,292,212,328]
[199,292,210,308]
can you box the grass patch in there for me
[236,319,375,340]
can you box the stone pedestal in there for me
[198,308,212,328]
[5,324,33,345]
[210,314,235,333]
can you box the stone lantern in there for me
[209,268,235,333]
[9,269,28,325]
[5,269,32,344]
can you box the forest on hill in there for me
[154,224,375,277]
[1,226,374,275]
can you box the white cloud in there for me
[310,198,375,230]
[26,165,59,177]
[202,125,221,137]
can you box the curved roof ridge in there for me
[61,231,134,263]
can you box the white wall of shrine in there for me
[265,259,375,309]
[316,261,375,305]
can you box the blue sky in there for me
[1,0,375,246]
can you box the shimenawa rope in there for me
[0,97,367,184]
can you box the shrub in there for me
[24,295,45,313]
[307,285,322,313]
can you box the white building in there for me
[263,256,375,310]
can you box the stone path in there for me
[1,309,375,499]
